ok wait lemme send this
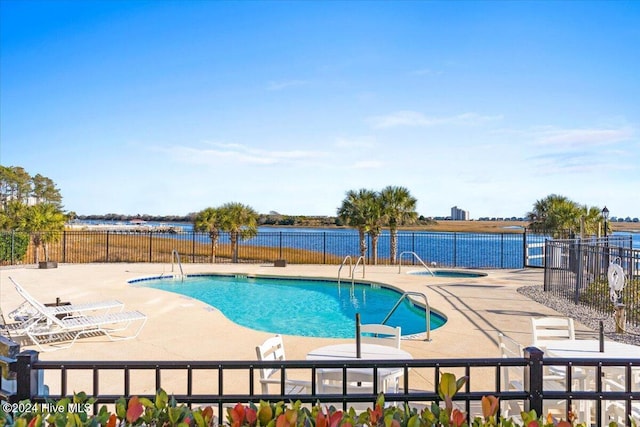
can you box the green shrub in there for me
[4,373,634,427]
[580,276,640,324]
[0,231,29,263]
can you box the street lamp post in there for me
[602,206,609,239]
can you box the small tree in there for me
[18,203,66,263]
[193,207,221,263]
[337,189,378,260]
[218,202,259,263]
[527,194,605,238]
[380,186,417,264]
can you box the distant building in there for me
[451,206,469,221]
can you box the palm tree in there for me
[365,194,385,265]
[579,205,607,237]
[337,189,378,260]
[18,203,66,263]
[193,207,221,263]
[527,194,603,239]
[380,186,417,264]
[218,202,259,263]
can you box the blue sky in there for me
[1,1,638,219]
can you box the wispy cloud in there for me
[530,151,635,174]
[266,79,309,91]
[368,111,503,129]
[158,142,327,166]
[534,126,635,147]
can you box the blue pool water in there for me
[131,274,446,338]
[408,269,487,278]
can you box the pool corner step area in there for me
[407,269,487,278]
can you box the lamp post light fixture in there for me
[602,206,610,238]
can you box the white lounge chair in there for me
[8,277,147,351]
[7,298,124,333]
[359,324,401,348]
[1,306,34,340]
[255,334,311,394]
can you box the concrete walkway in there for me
[0,263,599,397]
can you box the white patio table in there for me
[306,343,412,393]
[537,339,640,359]
[536,339,640,425]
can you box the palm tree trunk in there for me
[210,236,218,263]
[358,230,367,259]
[231,233,238,263]
[371,234,379,265]
[390,226,398,265]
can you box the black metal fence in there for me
[543,236,640,327]
[2,346,639,425]
[1,229,542,269]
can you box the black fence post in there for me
[543,240,550,292]
[523,346,544,416]
[574,242,583,305]
[15,350,39,402]
[191,231,196,263]
[148,231,153,262]
[323,232,326,265]
[62,230,67,263]
[11,230,15,265]
[453,233,457,268]
[522,229,527,268]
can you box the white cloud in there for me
[368,111,503,129]
[157,142,328,166]
[535,127,635,147]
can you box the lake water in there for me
[74,220,639,268]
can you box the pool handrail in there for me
[398,251,434,276]
[352,256,365,285]
[337,255,353,287]
[171,249,185,281]
[381,291,431,341]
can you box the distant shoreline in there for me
[260,220,639,234]
[403,220,640,234]
[70,219,640,235]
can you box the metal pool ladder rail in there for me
[381,291,432,341]
[398,251,434,276]
[338,255,365,286]
[171,249,185,281]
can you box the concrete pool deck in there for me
[0,263,600,396]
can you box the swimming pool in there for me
[408,269,487,278]
[130,274,446,338]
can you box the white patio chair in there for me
[530,316,575,346]
[603,376,640,426]
[255,335,311,394]
[530,316,588,389]
[360,324,401,348]
[497,333,567,419]
[8,277,147,352]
